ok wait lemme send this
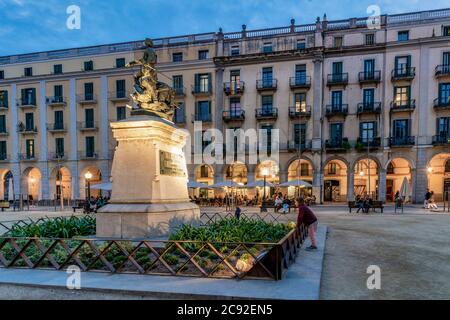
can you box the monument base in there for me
[97,202,200,239]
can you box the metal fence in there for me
[0,213,307,280]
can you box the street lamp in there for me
[84,171,93,213]
[261,167,269,212]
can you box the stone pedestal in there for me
[97,115,200,239]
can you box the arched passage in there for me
[49,166,72,200]
[80,167,102,199]
[323,158,348,202]
[194,164,214,198]
[255,160,280,200]
[353,158,379,199]
[385,158,412,202]
[287,158,314,198]
[224,162,248,185]
[427,153,450,202]
[22,167,42,202]
[1,170,13,201]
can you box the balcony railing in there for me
[255,108,278,120]
[18,153,38,161]
[76,94,97,104]
[0,130,8,136]
[288,106,311,118]
[325,137,350,151]
[433,98,450,110]
[357,102,382,114]
[47,123,66,132]
[287,140,312,152]
[432,134,450,145]
[223,110,245,122]
[435,65,450,77]
[192,113,212,122]
[358,71,381,83]
[46,96,66,106]
[48,152,67,160]
[78,151,98,160]
[356,137,381,149]
[17,126,38,134]
[326,73,349,86]
[224,82,245,95]
[18,99,37,108]
[389,136,415,147]
[173,113,186,124]
[391,67,415,81]
[256,79,278,91]
[289,76,311,89]
[77,121,99,130]
[174,87,185,97]
[191,85,212,95]
[390,100,416,112]
[108,91,129,101]
[325,104,348,117]
[0,154,8,161]
[0,101,8,109]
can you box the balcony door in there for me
[331,91,343,109]
[261,95,273,115]
[330,123,343,144]
[439,83,450,104]
[443,52,450,66]
[295,64,306,84]
[25,113,34,131]
[364,59,375,77]
[437,117,450,136]
[54,85,63,101]
[332,62,343,82]
[393,119,410,141]
[21,88,36,105]
[262,67,273,87]
[294,93,307,112]
[394,86,410,106]
[230,70,240,93]
[196,101,211,121]
[84,83,93,100]
[360,121,376,143]
[116,80,126,98]
[294,123,306,147]
[54,110,63,129]
[363,89,375,107]
[85,108,94,128]
[230,98,241,117]
[395,56,411,76]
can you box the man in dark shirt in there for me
[296,197,319,251]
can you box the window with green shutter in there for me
[0,141,6,160]
[55,138,64,157]
[86,136,95,157]
[116,80,126,98]
[0,90,7,108]
[26,139,35,158]
[0,115,6,133]
[116,106,126,121]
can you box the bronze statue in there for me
[126,38,177,121]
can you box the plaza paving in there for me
[0,204,449,299]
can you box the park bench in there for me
[0,201,10,211]
[348,200,384,213]
[72,200,86,213]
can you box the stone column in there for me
[279,170,288,184]
[100,75,109,159]
[417,46,430,146]
[69,79,77,161]
[40,164,50,200]
[215,68,224,132]
[312,56,323,150]
[413,148,429,203]
[378,169,387,202]
[312,171,323,201]
[11,84,18,163]
[70,161,80,200]
[347,170,354,201]
[39,81,48,162]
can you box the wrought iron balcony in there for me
[47,123,67,133]
[224,81,245,96]
[222,110,245,122]
[191,85,212,96]
[78,151,98,160]
[356,137,381,149]
[256,79,277,91]
[174,87,185,97]
[432,134,450,145]
[0,154,8,161]
[172,112,186,124]
[289,76,311,89]
[325,104,348,117]
[108,91,129,102]
[46,96,66,107]
[0,101,8,109]
[391,67,415,81]
[358,71,381,84]
[288,106,311,119]
[390,100,416,112]
[77,121,99,131]
[326,73,348,86]
[0,130,8,136]
[435,65,450,77]
[76,94,97,104]
[48,152,67,160]
[17,125,38,134]
[357,102,382,114]
[18,98,37,108]
[18,153,38,161]
[192,113,212,123]
[325,137,350,151]
[433,98,450,110]
[255,108,278,120]
[389,136,415,147]
[287,140,312,152]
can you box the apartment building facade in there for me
[0,8,450,203]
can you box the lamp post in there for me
[84,171,92,213]
[261,167,269,212]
